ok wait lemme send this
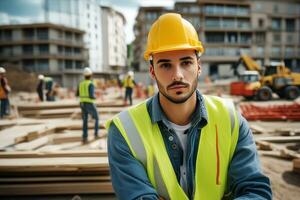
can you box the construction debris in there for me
[240,103,300,121]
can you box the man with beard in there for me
[106,13,272,200]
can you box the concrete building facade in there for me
[0,23,88,88]
[133,0,300,83]
[0,0,103,72]
[101,6,127,73]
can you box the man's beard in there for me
[156,75,198,104]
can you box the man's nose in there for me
[172,65,184,81]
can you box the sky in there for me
[0,0,196,44]
[102,0,176,43]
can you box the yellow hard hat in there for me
[144,13,204,61]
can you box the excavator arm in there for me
[232,55,262,75]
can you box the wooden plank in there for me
[36,142,83,152]
[0,157,108,172]
[21,107,124,117]
[0,182,113,195]
[0,175,110,183]
[16,99,124,111]
[250,124,266,134]
[0,125,49,149]
[0,149,107,158]
[14,135,50,151]
[52,130,107,144]
[256,136,300,143]
[255,140,272,151]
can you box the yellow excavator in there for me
[230,55,300,100]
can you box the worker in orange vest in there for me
[0,67,11,118]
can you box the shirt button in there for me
[172,144,177,149]
[168,136,174,141]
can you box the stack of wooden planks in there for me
[16,100,126,118]
[0,100,125,196]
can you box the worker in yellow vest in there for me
[77,67,99,144]
[0,67,11,118]
[123,71,136,105]
[106,13,272,199]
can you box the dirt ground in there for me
[260,156,300,200]
[250,120,300,200]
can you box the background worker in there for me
[36,74,44,102]
[44,76,54,101]
[0,67,10,118]
[77,67,99,144]
[107,13,272,199]
[123,71,136,105]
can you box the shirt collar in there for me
[150,90,208,127]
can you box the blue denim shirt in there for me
[107,90,272,200]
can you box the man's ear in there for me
[197,58,202,76]
[149,64,156,80]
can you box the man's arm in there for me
[227,113,272,199]
[107,122,159,200]
[88,83,95,99]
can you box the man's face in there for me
[149,49,201,104]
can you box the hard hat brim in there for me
[144,44,204,61]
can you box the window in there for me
[227,32,238,43]
[39,44,49,54]
[74,48,81,54]
[65,47,72,55]
[23,28,34,40]
[273,5,278,13]
[238,19,250,29]
[223,18,235,28]
[273,33,281,43]
[37,28,48,40]
[256,32,265,43]
[22,45,34,55]
[205,18,220,28]
[272,18,281,30]
[65,31,72,41]
[65,60,73,69]
[271,47,281,56]
[58,45,64,54]
[286,35,294,44]
[2,46,13,56]
[286,19,295,32]
[205,32,225,43]
[23,59,35,72]
[37,59,49,71]
[240,33,251,44]
[237,6,249,16]
[75,61,82,69]
[258,19,264,28]
[285,47,294,57]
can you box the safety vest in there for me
[106,95,239,200]
[79,80,95,103]
[123,76,135,88]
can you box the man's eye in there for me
[181,61,193,66]
[160,63,172,69]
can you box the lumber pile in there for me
[0,122,112,196]
[0,110,122,196]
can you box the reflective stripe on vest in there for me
[107,95,239,199]
[79,80,95,103]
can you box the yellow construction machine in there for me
[230,55,300,100]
